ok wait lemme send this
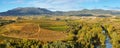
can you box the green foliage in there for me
[0,17,120,48]
[0,20,15,26]
[2,39,42,48]
[42,41,80,48]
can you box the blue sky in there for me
[0,0,120,12]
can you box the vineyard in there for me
[0,16,120,48]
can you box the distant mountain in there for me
[63,9,120,16]
[0,7,120,16]
[0,7,53,16]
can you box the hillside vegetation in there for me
[0,16,120,48]
[1,7,120,16]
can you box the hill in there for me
[0,7,53,16]
[0,7,120,16]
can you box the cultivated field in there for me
[0,16,120,48]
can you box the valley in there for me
[0,16,120,48]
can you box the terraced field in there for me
[0,20,68,42]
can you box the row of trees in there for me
[0,20,15,26]
[65,20,107,48]
[103,22,120,48]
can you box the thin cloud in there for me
[104,6,120,10]
[27,0,99,11]
[3,0,100,11]
[4,0,24,4]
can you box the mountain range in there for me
[0,7,120,16]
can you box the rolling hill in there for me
[0,7,120,16]
[0,7,53,16]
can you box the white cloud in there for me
[5,0,24,4]
[4,0,100,11]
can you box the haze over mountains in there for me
[0,7,120,16]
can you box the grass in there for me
[16,19,68,31]
[44,26,68,31]
[0,35,20,40]
[0,18,69,42]
[39,20,68,31]
[1,22,68,42]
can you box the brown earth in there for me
[2,23,68,42]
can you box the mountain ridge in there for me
[0,7,120,16]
